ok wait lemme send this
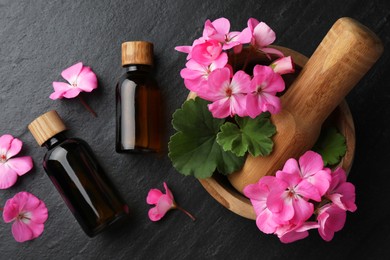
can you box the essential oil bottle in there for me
[28,110,129,237]
[116,41,161,153]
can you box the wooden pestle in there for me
[228,17,383,193]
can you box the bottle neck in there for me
[43,132,67,149]
[125,64,152,73]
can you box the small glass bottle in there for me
[116,41,161,153]
[28,110,129,237]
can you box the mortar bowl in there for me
[188,46,355,220]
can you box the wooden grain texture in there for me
[121,41,154,66]
[195,46,356,220]
[228,17,383,193]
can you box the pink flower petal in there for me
[146,189,163,205]
[253,22,276,47]
[243,182,266,200]
[231,70,251,93]
[208,98,231,118]
[63,88,82,99]
[299,151,324,177]
[50,82,72,100]
[211,52,228,69]
[27,222,45,239]
[6,156,33,176]
[2,200,19,222]
[245,93,263,118]
[12,220,34,243]
[305,169,331,197]
[281,158,300,175]
[329,167,347,191]
[211,17,230,36]
[163,182,174,201]
[205,68,231,101]
[77,66,98,92]
[175,45,192,54]
[230,94,248,117]
[0,164,18,189]
[237,27,252,44]
[5,136,22,159]
[291,197,314,224]
[261,93,282,114]
[191,40,222,65]
[267,190,293,221]
[61,62,83,84]
[0,134,13,155]
[295,179,321,202]
[256,208,279,234]
[29,202,49,224]
[247,18,260,33]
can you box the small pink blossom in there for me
[242,18,284,59]
[147,182,195,222]
[204,68,251,118]
[3,192,48,242]
[270,56,295,75]
[0,134,33,189]
[203,18,251,50]
[268,170,319,225]
[326,167,357,212]
[246,65,285,117]
[191,40,223,65]
[49,62,98,100]
[317,203,347,241]
[180,52,228,95]
[282,151,332,197]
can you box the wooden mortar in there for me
[228,17,383,193]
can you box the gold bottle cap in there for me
[121,41,154,66]
[28,110,67,146]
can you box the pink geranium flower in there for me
[3,192,48,242]
[270,56,295,75]
[326,167,357,212]
[268,170,319,225]
[317,203,347,241]
[180,52,228,95]
[49,62,98,100]
[246,65,285,117]
[204,68,251,118]
[203,17,251,50]
[0,134,33,189]
[242,18,284,59]
[147,182,195,222]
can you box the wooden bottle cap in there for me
[121,41,154,66]
[28,110,67,146]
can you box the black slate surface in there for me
[1,0,390,259]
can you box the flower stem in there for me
[175,205,196,221]
[78,95,97,117]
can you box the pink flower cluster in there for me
[175,18,294,119]
[244,151,357,243]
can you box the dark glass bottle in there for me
[116,41,161,153]
[29,110,129,237]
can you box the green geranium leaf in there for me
[168,97,245,178]
[216,113,276,157]
[313,127,347,166]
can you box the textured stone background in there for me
[1,0,390,259]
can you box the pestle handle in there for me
[283,17,383,125]
[228,17,383,193]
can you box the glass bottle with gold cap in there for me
[116,41,161,153]
[28,110,129,237]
